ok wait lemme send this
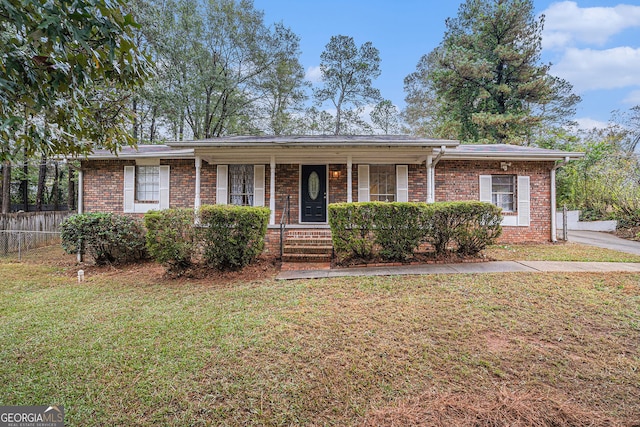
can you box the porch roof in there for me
[440,144,584,161]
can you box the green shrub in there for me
[60,213,147,265]
[422,202,465,256]
[453,202,503,256]
[328,203,376,261]
[199,205,270,271]
[144,208,196,272]
[373,202,428,261]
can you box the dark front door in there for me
[301,165,327,223]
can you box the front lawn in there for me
[0,248,638,425]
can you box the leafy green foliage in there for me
[199,205,270,271]
[451,202,503,255]
[144,209,196,272]
[0,0,150,159]
[404,0,579,144]
[328,203,376,261]
[329,201,502,262]
[314,35,382,135]
[372,203,428,261]
[60,213,147,265]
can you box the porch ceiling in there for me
[197,146,436,165]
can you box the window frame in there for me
[135,165,160,203]
[491,174,516,213]
[369,164,397,202]
[228,164,255,206]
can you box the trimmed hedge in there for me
[199,205,270,271]
[329,201,502,262]
[144,208,196,272]
[328,202,376,261]
[60,213,147,265]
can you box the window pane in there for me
[370,165,396,202]
[229,164,254,206]
[491,175,515,212]
[136,166,159,202]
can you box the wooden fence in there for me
[0,211,75,256]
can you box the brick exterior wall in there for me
[81,158,555,247]
[435,160,553,243]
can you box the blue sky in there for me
[252,0,640,130]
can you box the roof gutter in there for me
[551,156,571,242]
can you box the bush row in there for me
[328,201,502,262]
[60,205,270,272]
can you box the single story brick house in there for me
[78,135,583,256]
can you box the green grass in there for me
[486,241,640,262]
[1,250,639,425]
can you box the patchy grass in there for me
[1,249,639,426]
[486,241,640,262]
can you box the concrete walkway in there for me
[276,260,640,280]
[276,231,640,280]
[568,230,640,256]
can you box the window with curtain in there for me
[370,165,396,202]
[229,164,254,206]
[136,166,159,202]
[491,175,515,212]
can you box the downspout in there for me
[551,156,570,242]
[427,146,446,203]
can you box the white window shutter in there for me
[396,165,409,202]
[253,165,265,207]
[358,165,370,202]
[517,176,530,226]
[216,165,228,205]
[159,165,170,209]
[479,175,492,203]
[124,166,135,212]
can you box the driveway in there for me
[568,230,640,256]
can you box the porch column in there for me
[426,155,433,203]
[77,169,84,214]
[270,155,276,225]
[347,155,353,203]
[194,156,202,210]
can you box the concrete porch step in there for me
[281,253,333,263]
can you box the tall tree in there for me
[404,0,579,144]
[137,0,306,139]
[370,100,401,135]
[1,0,150,212]
[314,35,382,135]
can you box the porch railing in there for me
[279,195,291,259]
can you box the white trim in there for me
[347,156,353,203]
[479,175,492,204]
[269,156,276,224]
[159,165,170,209]
[77,169,83,214]
[517,175,531,226]
[396,165,409,202]
[123,166,135,212]
[254,164,265,207]
[216,165,228,205]
[194,157,202,210]
[358,164,370,202]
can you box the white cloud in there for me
[552,47,640,92]
[305,66,322,83]
[573,117,609,130]
[623,89,640,105]
[542,1,640,49]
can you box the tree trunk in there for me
[53,162,60,210]
[67,165,75,211]
[2,160,11,214]
[21,147,29,212]
[132,98,139,142]
[35,155,47,211]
